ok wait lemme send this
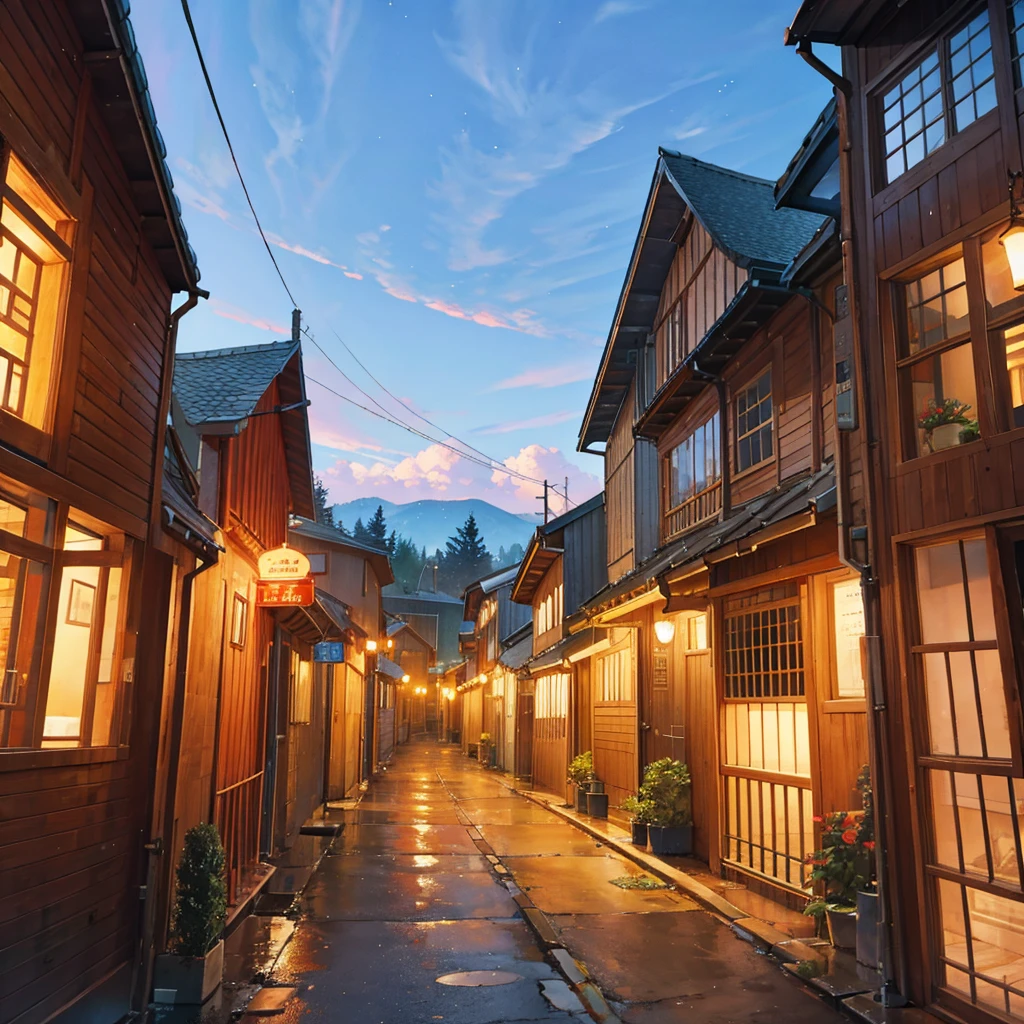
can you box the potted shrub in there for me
[803,806,871,951]
[478,732,492,765]
[919,397,972,452]
[567,751,593,813]
[640,758,692,855]
[622,795,653,846]
[854,765,880,968]
[586,787,609,818]
[153,824,227,1004]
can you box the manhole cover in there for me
[435,971,523,987]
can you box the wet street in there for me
[245,738,845,1024]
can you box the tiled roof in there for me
[174,340,298,427]
[498,633,533,671]
[660,150,826,269]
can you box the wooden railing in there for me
[214,770,264,905]
[664,480,722,541]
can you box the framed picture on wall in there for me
[66,579,96,627]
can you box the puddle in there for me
[435,970,523,987]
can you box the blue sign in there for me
[314,641,346,663]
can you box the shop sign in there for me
[258,545,311,581]
[256,577,314,607]
[314,641,346,663]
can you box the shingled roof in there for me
[173,339,315,520]
[660,151,825,269]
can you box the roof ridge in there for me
[659,148,776,188]
[177,339,297,361]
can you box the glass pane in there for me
[832,579,866,697]
[1004,323,1024,428]
[981,774,1023,887]
[963,538,996,642]
[983,229,1020,310]
[91,567,122,746]
[929,770,960,870]
[975,649,1012,760]
[924,651,957,755]
[907,341,978,458]
[917,542,970,645]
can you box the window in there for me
[536,673,568,719]
[723,587,804,699]
[899,258,977,457]
[289,650,312,724]
[0,479,135,752]
[598,646,633,702]
[735,370,773,472]
[687,613,708,651]
[881,11,996,185]
[666,413,721,535]
[230,593,248,648]
[1011,0,1024,86]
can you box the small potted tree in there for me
[478,732,492,765]
[621,794,653,846]
[803,808,871,951]
[641,758,692,855]
[567,751,593,814]
[919,397,972,452]
[154,824,227,1004]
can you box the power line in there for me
[180,0,297,309]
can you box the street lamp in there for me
[654,619,676,645]
[365,639,378,653]
[402,674,410,683]
[1002,171,1024,290]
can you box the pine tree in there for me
[391,535,427,593]
[313,476,335,528]
[387,529,397,556]
[439,513,492,595]
[352,517,370,543]
[506,542,525,565]
[367,505,388,548]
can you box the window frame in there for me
[733,367,775,475]
[664,411,722,537]
[230,592,248,649]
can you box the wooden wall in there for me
[606,389,636,580]
[533,559,563,655]
[562,500,607,614]
[590,626,639,811]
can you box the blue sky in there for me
[132,0,836,515]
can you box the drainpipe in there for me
[791,38,908,1008]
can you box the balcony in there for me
[664,479,722,541]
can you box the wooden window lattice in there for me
[724,600,805,699]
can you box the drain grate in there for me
[435,971,523,987]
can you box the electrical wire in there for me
[180,0,297,309]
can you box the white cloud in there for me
[477,410,581,435]
[489,363,593,391]
[594,1,649,24]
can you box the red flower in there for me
[863,841,876,851]
[841,829,857,845]
[842,813,857,828]
[812,815,824,823]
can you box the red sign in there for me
[256,577,315,607]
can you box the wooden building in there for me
[785,2,1024,1018]
[383,586,464,670]
[387,618,436,743]
[0,2,208,1020]
[575,132,872,893]
[493,623,532,775]
[458,564,531,761]
[511,494,608,800]
[170,338,315,901]
[287,518,392,800]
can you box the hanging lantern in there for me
[1001,171,1024,291]
[654,619,676,645]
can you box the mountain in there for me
[331,497,540,557]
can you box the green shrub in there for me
[567,751,594,787]
[639,758,692,827]
[170,824,227,957]
[621,794,654,823]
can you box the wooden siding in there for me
[606,389,636,579]
[562,501,607,615]
[533,559,564,655]
[591,629,638,811]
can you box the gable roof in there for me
[67,1,199,291]
[289,517,394,586]
[785,0,890,45]
[174,339,315,520]
[578,149,824,452]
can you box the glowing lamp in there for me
[387,638,394,650]
[365,639,378,653]
[654,619,676,645]
[1004,224,1024,290]
[402,674,410,683]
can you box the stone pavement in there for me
[156,738,848,1023]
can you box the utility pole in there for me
[536,480,549,524]
[564,476,569,514]
[291,307,301,344]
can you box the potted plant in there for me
[959,419,981,445]
[854,765,880,968]
[919,397,972,452]
[478,732,492,764]
[586,786,609,818]
[803,806,871,951]
[567,751,593,813]
[622,795,653,846]
[153,824,227,1004]
[640,758,692,855]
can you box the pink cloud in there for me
[489,363,593,391]
[344,271,364,280]
[268,234,344,268]
[210,301,289,334]
[478,410,582,434]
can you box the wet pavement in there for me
[155,738,847,1022]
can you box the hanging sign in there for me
[256,577,314,607]
[258,545,311,581]
[314,641,346,663]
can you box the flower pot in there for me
[153,939,224,1005]
[647,824,693,856]
[929,422,962,451]
[630,820,648,846]
[477,742,490,763]
[584,779,605,795]
[826,907,858,951]
[575,786,589,814]
[856,890,880,968]
[587,792,609,818]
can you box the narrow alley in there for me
[230,739,846,1023]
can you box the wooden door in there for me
[533,673,569,798]
[328,665,346,800]
[344,665,363,795]
[575,660,592,758]
[593,638,639,810]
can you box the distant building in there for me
[384,588,464,667]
